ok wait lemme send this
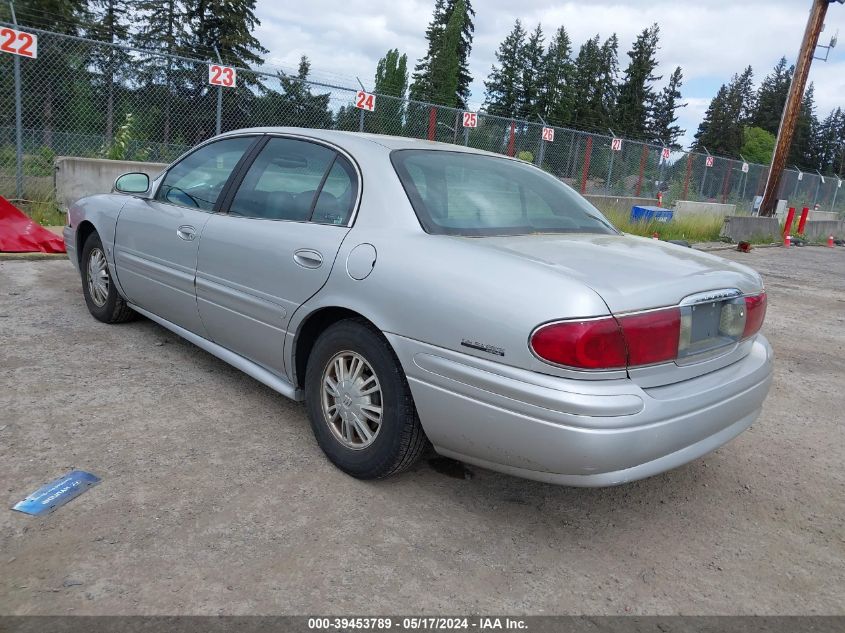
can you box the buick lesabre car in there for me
[64,128,773,486]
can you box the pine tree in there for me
[649,66,685,147]
[258,56,332,129]
[789,82,818,169]
[537,26,574,126]
[693,66,754,157]
[183,0,267,67]
[615,24,661,139]
[135,0,189,145]
[409,0,475,107]
[373,49,409,134]
[519,24,545,120]
[88,0,132,139]
[569,34,618,132]
[693,84,734,155]
[752,57,793,135]
[483,19,527,118]
[569,35,602,130]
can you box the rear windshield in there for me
[391,149,618,236]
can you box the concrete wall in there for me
[585,195,658,213]
[720,216,781,242]
[54,157,167,210]
[802,220,845,239]
[674,200,737,219]
[808,210,839,222]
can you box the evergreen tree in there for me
[789,82,818,169]
[483,19,527,118]
[570,34,618,131]
[649,66,685,147]
[615,23,661,138]
[519,24,545,120]
[134,0,190,145]
[373,49,409,134]
[258,56,332,129]
[693,66,754,157]
[409,0,475,107]
[88,0,132,139]
[814,108,845,175]
[752,57,793,135]
[537,26,574,126]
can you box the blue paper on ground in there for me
[12,470,101,516]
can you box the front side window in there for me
[391,149,618,236]
[156,137,255,211]
[228,138,358,224]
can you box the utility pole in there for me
[759,0,836,216]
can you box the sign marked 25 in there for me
[462,112,478,128]
[0,27,37,59]
[355,90,376,112]
[208,64,236,87]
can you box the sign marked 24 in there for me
[355,90,376,112]
[208,64,236,87]
[0,27,37,59]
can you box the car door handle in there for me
[293,249,323,269]
[176,225,197,241]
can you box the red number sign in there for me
[208,64,236,87]
[611,138,623,152]
[661,147,671,160]
[741,162,749,173]
[355,90,376,112]
[0,27,37,59]
[705,155,714,168]
[462,112,478,128]
[542,127,554,142]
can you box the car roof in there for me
[217,127,516,160]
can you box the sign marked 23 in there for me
[355,90,376,112]
[208,64,236,87]
[0,27,37,59]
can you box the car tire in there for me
[304,318,428,479]
[81,232,136,324]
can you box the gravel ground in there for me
[0,247,843,616]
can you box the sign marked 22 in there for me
[542,127,554,142]
[462,112,478,128]
[208,64,236,87]
[0,27,37,59]
[355,90,376,112]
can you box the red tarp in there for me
[0,196,66,253]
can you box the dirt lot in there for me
[1,246,843,616]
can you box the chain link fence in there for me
[2,21,844,219]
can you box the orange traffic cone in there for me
[828,235,835,248]
[784,234,791,248]
[652,232,659,240]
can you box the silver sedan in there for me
[63,128,773,486]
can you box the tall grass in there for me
[603,209,725,243]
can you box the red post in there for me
[507,121,516,157]
[720,163,732,204]
[427,107,437,141]
[580,136,593,194]
[783,207,796,238]
[682,154,693,200]
[797,206,810,234]
[635,145,648,197]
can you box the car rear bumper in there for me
[386,333,773,487]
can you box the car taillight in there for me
[742,292,767,339]
[617,308,681,366]
[530,317,627,370]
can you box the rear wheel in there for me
[81,232,136,323]
[304,318,427,479]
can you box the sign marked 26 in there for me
[462,112,478,128]
[355,90,376,112]
[0,27,37,59]
[208,64,236,87]
[542,127,554,142]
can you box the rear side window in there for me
[229,138,358,224]
[156,137,254,211]
[391,149,617,236]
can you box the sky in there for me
[253,0,845,147]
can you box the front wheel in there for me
[304,318,428,479]
[80,232,136,323]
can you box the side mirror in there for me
[114,172,150,194]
